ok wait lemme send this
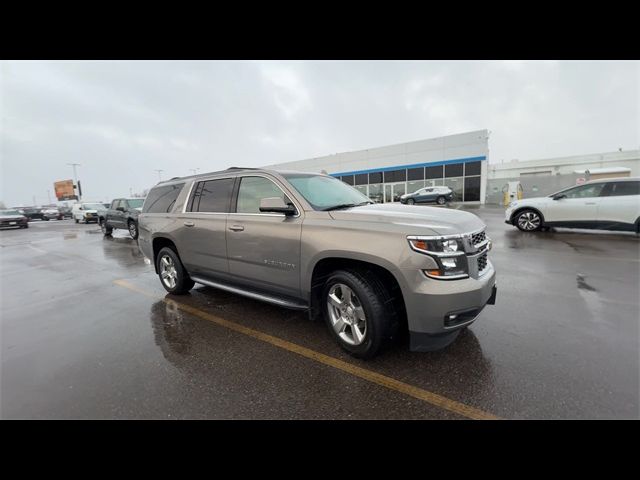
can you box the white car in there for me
[72,202,106,224]
[505,177,640,233]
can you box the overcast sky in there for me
[1,60,638,206]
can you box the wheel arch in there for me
[151,236,179,274]
[511,206,546,225]
[307,256,407,328]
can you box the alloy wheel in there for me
[327,283,367,345]
[160,255,178,289]
[518,211,541,231]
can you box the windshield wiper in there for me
[323,201,372,211]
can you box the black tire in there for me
[44,217,50,221]
[436,196,446,205]
[514,209,543,232]
[128,220,139,240]
[407,198,415,205]
[100,219,113,236]
[74,218,79,224]
[22,224,29,229]
[322,269,399,359]
[156,247,194,295]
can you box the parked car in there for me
[0,209,29,229]
[99,198,145,239]
[72,202,106,224]
[18,207,48,221]
[400,186,454,205]
[137,168,496,359]
[41,207,64,220]
[59,206,73,219]
[505,177,640,233]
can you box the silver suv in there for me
[138,168,496,358]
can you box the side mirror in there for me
[552,194,566,200]
[259,197,296,216]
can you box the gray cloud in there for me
[1,60,638,206]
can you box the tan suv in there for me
[138,167,496,358]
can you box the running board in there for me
[190,276,308,311]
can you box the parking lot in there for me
[1,206,638,419]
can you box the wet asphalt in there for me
[1,208,638,419]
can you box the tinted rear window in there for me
[142,183,184,213]
[605,181,640,197]
[190,178,234,213]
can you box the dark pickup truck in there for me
[99,197,145,239]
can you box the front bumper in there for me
[404,264,497,352]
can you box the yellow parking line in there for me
[113,279,500,420]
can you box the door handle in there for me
[229,225,244,232]
[183,221,195,227]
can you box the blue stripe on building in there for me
[329,155,486,177]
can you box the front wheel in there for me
[128,220,139,239]
[156,247,194,294]
[322,269,398,359]
[515,209,543,232]
[407,198,415,205]
[100,219,113,236]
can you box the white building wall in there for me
[488,150,640,179]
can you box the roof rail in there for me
[225,167,259,171]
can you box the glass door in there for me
[384,184,393,203]
[384,183,406,202]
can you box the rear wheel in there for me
[436,196,446,205]
[128,220,139,239]
[515,209,542,232]
[156,247,194,294]
[322,269,398,359]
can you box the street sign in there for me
[54,179,77,201]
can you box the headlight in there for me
[408,236,469,279]
[408,237,464,254]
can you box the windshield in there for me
[127,199,145,208]
[1,210,21,216]
[283,174,372,210]
[82,203,105,210]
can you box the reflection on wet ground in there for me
[1,210,638,419]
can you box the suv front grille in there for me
[471,230,486,246]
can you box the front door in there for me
[226,175,303,298]
[545,183,605,223]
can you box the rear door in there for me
[226,174,303,298]
[544,183,605,224]
[175,177,235,278]
[597,181,640,228]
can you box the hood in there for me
[0,214,26,221]
[134,207,142,212]
[328,203,485,236]
[83,209,98,214]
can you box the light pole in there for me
[154,169,164,182]
[67,163,81,201]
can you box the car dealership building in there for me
[266,129,639,205]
